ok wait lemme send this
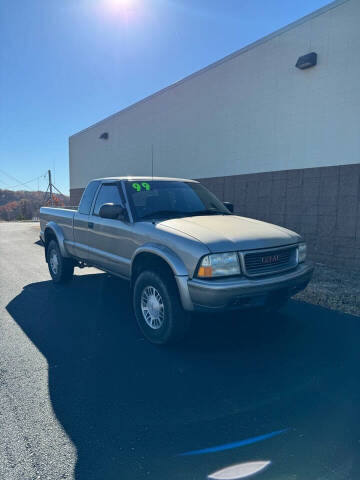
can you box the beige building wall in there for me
[69,0,360,268]
[70,0,359,189]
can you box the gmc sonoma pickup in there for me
[40,177,313,344]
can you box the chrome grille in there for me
[243,246,297,277]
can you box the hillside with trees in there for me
[0,189,70,221]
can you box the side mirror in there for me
[99,203,126,220]
[223,202,234,213]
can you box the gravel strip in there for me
[295,263,360,317]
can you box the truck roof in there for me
[94,176,199,183]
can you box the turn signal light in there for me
[198,266,213,277]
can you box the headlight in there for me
[298,242,307,263]
[197,252,241,278]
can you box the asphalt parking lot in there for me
[1,222,359,480]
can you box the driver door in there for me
[86,182,131,277]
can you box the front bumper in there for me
[186,262,314,311]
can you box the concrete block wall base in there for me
[198,163,360,270]
[70,188,85,206]
[70,163,360,270]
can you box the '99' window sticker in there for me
[132,182,151,192]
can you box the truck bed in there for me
[40,206,78,245]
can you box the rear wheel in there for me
[47,239,74,284]
[133,270,190,344]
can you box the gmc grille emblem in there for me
[261,254,279,264]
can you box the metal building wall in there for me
[69,0,360,268]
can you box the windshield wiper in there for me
[186,209,230,216]
[139,210,187,220]
[139,208,230,220]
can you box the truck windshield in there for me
[124,180,231,220]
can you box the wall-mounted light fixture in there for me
[99,132,109,140]
[296,52,317,70]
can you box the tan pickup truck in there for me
[40,177,313,344]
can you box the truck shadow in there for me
[6,273,358,479]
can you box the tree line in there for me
[0,189,70,221]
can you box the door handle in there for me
[88,222,94,229]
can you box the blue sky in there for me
[0,0,331,194]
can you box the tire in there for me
[133,270,190,345]
[47,239,74,284]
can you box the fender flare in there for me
[44,222,70,258]
[130,243,188,277]
[130,243,194,311]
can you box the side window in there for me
[78,181,100,215]
[93,184,123,216]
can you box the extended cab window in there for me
[93,184,123,216]
[78,181,100,215]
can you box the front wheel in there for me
[133,270,190,345]
[47,239,74,284]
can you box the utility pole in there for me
[48,170,53,206]
[42,169,64,206]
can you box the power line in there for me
[0,168,66,196]
[0,170,47,190]
[0,178,11,187]
[2,175,46,190]
[0,168,24,185]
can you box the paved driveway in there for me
[0,222,359,479]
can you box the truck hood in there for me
[159,215,301,252]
